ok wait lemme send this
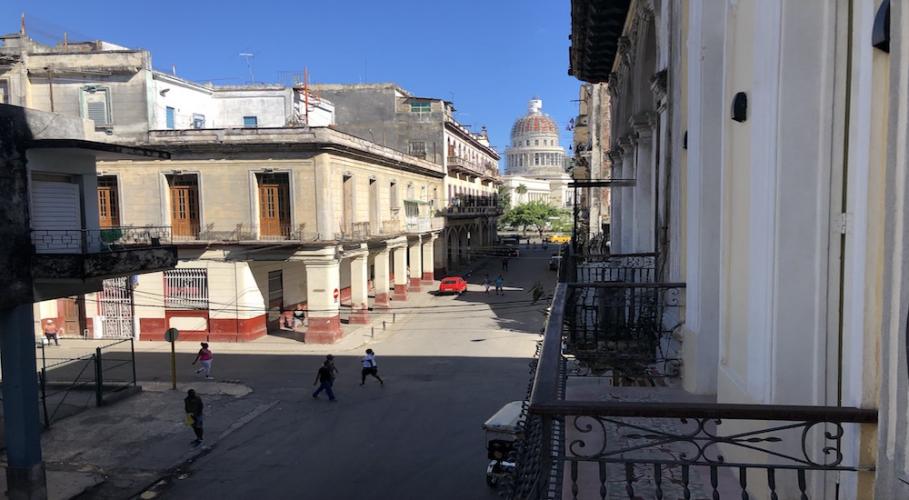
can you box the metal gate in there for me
[98,277,133,338]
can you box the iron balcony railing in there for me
[31,226,172,254]
[506,248,878,500]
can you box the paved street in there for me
[127,244,556,499]
[155,245,553,499]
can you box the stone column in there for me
[303,250,341,343]
[373,248,391,308]
[631,112,656,253]
[407,236,422,291]
[392,245,408,301]
[421,234,436,283]
[608,148,624,252]
[348,247,369,324]
[313,153,335,240]
[619,135,636,252]
[0,304,47,499]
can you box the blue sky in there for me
[1,1,580,167]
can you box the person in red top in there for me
[192,342,214,379]
[43,319,61,346]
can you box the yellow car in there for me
[548,234,571,244]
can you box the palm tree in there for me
[515,184,528,195]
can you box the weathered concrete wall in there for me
[314,87,446,164]
[101,150,443,240]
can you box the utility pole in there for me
[239,52,255,83]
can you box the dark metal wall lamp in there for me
[873,0,891,53]
[732,92,748,122]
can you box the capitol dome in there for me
[511,99,560,139]
[505,98,567,177]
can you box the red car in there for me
[438,276,468,295]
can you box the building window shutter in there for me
[82,87,111,128]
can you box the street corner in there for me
[141,380,253,398]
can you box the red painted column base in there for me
[306,315,342,344]
[374,292,391,308]
[350,307,370,324]
[393,284,408,301]
[408,277,422,292]
[421,271,434,284]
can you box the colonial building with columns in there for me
[312,83,502,272]
[552,0,909,496]
[92,127,443,344]
[0,34,443,344]
[503,98,574,209]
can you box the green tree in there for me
[502,200,566,238]
[497,185,512,212]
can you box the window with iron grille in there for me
[409,141,426,158]
[0,80,8,104]
[164,268,209,309]
[192,114,206,129]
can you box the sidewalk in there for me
[35,282,448,361]
[0,381,270,500]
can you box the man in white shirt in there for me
[360,348,384,386]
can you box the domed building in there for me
[503,98,573,208]
[506,98,567,177]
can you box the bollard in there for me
[383,321,387,330]
[371,327,375,339]
[393,313,397,323]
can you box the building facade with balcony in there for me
[88,127,443,344]
[510,0,908,498]
[0,104,177,497]
[311,83,502,273]
[1,34,442,344]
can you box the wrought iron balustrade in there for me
[31,226,172,254]
[564,281,684,380]
[506,280,878,500]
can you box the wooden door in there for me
[97,178,120,228]
[258,183,290,238]
[60,298,81,337]
[170,185,199,238]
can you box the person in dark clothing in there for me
[501,258,509,272]
[184,389,204,445]
[312,360,337,401]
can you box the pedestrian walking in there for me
[530,281,545,304]
[325,354,339,379]
[360,348,384,386]
[312,360,337,401]
[293,304,306,331]
[483,274,491,294]
[495,274,505,296]
[184,389,204,445]
[501,257,509,272]
[192,342,214,379]
[43,319,60,346]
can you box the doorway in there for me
[168,175,200,239]
[257,173,291,239]
[267,270,284,332]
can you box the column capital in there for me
[341,243,369,259]
[629,111,657,140]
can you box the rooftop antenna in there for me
[239,52,255,83]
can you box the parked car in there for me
[438,276,468,294]
[500,236,520,246]
[549,254,562,271]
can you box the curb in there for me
[132,400,278,498]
